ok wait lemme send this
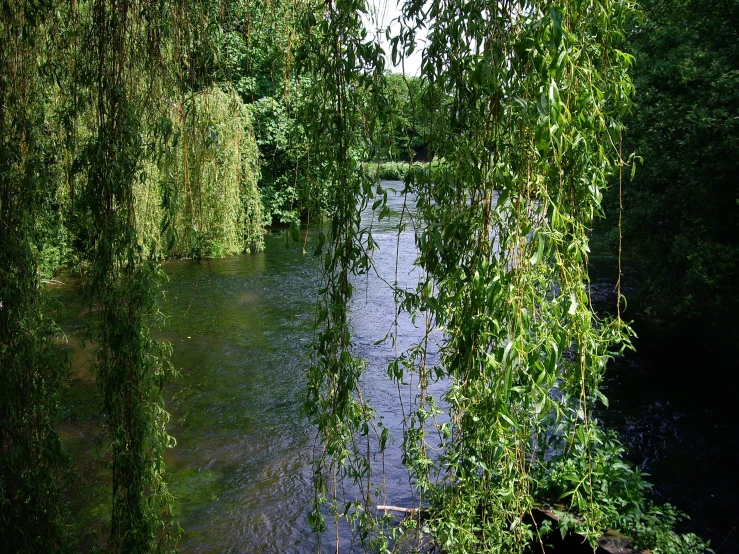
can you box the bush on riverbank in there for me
[367,161,427,181]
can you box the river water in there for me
[50,182,736,552]
[54,231,322,552]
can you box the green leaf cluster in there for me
[0,4,75,550]
[138,84,263,259]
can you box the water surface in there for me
[50,182,734,552]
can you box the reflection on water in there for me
[50,181,435,552]
[50,234,321,552]
[160,243,322,553]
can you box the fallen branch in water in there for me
[377,505,430,516]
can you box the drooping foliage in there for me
[0,3,73,551]
[138,84,263,259]
[76,0,185,550]
[300,0,389,544]
[304,0,709,552]
[400,0,638,547]
[1,0,718,551]
[1,0,265,550]
[21,3,266,268]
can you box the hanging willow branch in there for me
[4,1,268,550]
[397,2,639,550]
[80,0,183,550]
[300,0,391,548]
[303,0,649,552]
[0,3,74,551]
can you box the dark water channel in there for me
[589,272,739,553]
[50,182,736,552]
[598,353,738,551]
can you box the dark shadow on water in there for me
[589,257,739,553]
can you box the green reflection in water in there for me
[51,232,321,552]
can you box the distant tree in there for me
[375,73,430,161]
[212,0,323,226]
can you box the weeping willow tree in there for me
[0,0,712,551]
[1,0,262,549]
[2,0,248,550]
[0,3,74,551]
[304,0,708,552]
[76,0,185,550]
[71,0,266,549]
[137,84,263,259]
[399,1,637,549]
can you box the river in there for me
[49,181,736,553]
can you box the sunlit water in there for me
[49,182,736,552]
[52,234,322,552]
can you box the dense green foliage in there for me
[25,6,267,270]
[374,74,430,161]
[0,5,74,550]
[391,1,641,550]
[602,0,739,338]
[78,1,182,549]
[138,85,263,259]
[205,0,323,225]
[1,1,265,551]
[1,0,722,552]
